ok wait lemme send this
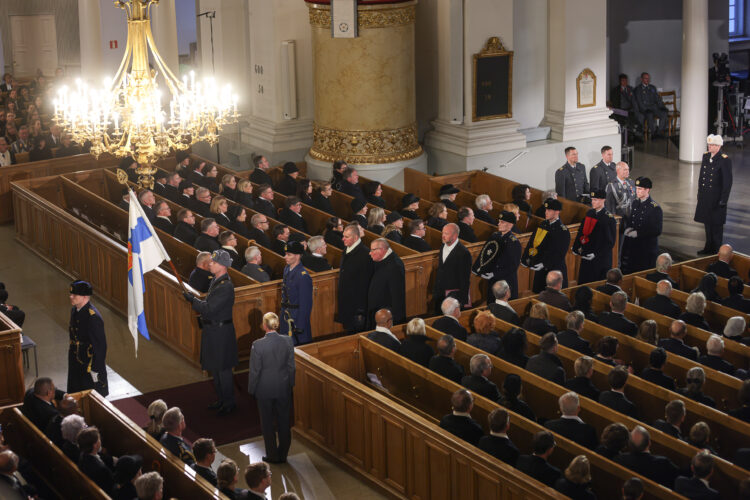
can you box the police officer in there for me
[695,134,733,255]
[589,146,617,192]
[634,72,668,137]
[473,211,522,302]
[555,147,589,203]
[522,199,571,293]
[280,240,313,345]
[573,190,617,284]
[621,177,663,274]
[183,249,238,415]
[68,280,108,396]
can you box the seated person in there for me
[598,366,637,418]
[194,219,221,252]
[44,394,77,447]
[636,319,659,345]
[312,181,335,216]
[270,224,291,256]
[301,235,332,273]
[595,422,629,460]
[674,451,720,500]
[557,310,593,355]
[21,377,65,431]
[722,277,750,314]
[60,414,86,462]
[383,211,404,243]
[501,373,536,422]
[426,202,449,230]
[275,162,299,196]
[439,184,459,211]
[431,297,468,342]
[151,200,174,234]
[456,206,477,243]
[593,336,618,366]
[691,272,721,304]
[658,319,699,361]
[398,318,434,368]
[78,427,116,495]
[610,73,643,133]
[488,280,520,325]
[478,408,519,467]
[522,302,558,335]
[188,252,213,293]
[439,389,484,446]
[645,253,680,290]
[278,196,308,233]
[538,270,573,311]
[640,347,676,391]
[729,380,750,423]
[707,244,739,279]
[173,208,198,246]
[652,399,685,440]
[467,310,503,356]
[429,334,465,384]
[573,286,598,322]
[511,184,533,214]
[517,431,562,487]
[28,135,52,161]
[596,291,637,336]
[366,207,386,235]
[698,334,736,376]
[499,327,529,368]
[678,292,711,331]
[544,392,598,450]
[461,353,502,403]
[145,399,168,441]
[113,454,142,500]
[474,194,497,225]
[134,472,163,500]
[526,332,566,385]
[244,462,273,500]
[0,288,25,327]
[554,455,597,500]
[217,458,249,499]
[248,213,272,250]
[642,280,681,318]
[363,180,385,208]
[686,421,716,455]
[614,425,679,489]
[678,366,715,408]
[402,218,431,252]
[191,438,218,486]
[596,268,624,295]
[565,356,600,402]
[241,246,271,283]
[159,407,195,466]
[323,217,345,250]
[634,72,668,137]
[366,308,400,352]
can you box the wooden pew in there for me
[0,311,24,406]
[0,405,109,499]
[679,264,750,301]
[417,323,748,499]
[355,336,683,500]
[688,255,750,284]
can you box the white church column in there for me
[542,0,618,142]
[150,0,179,76]
[679,0,709,163]
[78,0,103,81]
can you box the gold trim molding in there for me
[308,4,416,29]
[310,123,423,164]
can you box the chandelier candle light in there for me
[54,0,238,188]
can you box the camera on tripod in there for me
[712,52,731,85]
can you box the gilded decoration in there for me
[310,124,423,164]
[308,4,416,29]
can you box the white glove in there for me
[480,272,494,279]
[626,230,638,238]
[91,371,99,383]
[623,227,633,236]
[530,263,544,271]
[582,253,595,261]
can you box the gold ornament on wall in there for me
[308,3,416,30]
[576,68,597,108]
[310,124,423,164]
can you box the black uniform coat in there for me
[434,241,472,309]
[457,221,477,242]
[694,150,732,225]
[472,230,522,299]
[68,301,108,396]
[572,208,616,284]
[338,241,372,331]
[522,219,570,292]
[555,162,589,201]
[254,198,276,219]
[403,234,431,252]
[621,196,662,274]
[429,355,465,383]
[189,273,239,372]
[544,417,598,449]
[367,251,406,326]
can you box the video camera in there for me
[712,52,731,84]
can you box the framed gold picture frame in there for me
[576,68,596,108]
[472,36,513,121]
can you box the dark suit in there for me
[565,376,600,401]
[248,331,295,462]
[516,455,561,487]
[658,338,699,361]
[679,311,711,331]
[367,329,401,352]
[526,351,566,385]
[429,355,465,383]
[698,354,736,376]
[278,208,308,233]
[722,293,750,314]
[399,335,434,367]
[522,317,558,335]
[640,367,676,391]
[325,229,345,250]
[79,454,115,495]
[706,259,738,279]
[341,181,366,202]
[402,234,432,252]
[597,311,637,337]
[235,191,254,209]
[538,288,573,311]
[488,302,521,326]
[302,253,332,273]
[596,283,622,296]
[223,247,245,271]
[544,417,598,449]
[555,162,589,201]
[194,234,220,252]
[478,435,519,466]
[248,227,272,249]
[474,208,496,225]
[461,374,502,403]
[254,198,276,219]
[434,241,472,312]
[467,332,503,357]
[439,413,484,446]
[188,267,213,293]
[311,192,335,215]
[250,167,273,186]
[457,221,477,243]
[431,316,468,342]
[599,390,637,418]
[21,389,61,430]
[275,175,298,196]
[679,388,716,408]
[556,329,593,355]
[338,241,372,331]
[674,476,720,500]
[367,252,406,326]
[271,238,287,256]
[652,419,681,439]
[642,294,682,318]
[614,452,679,488]
[192,464,218,486]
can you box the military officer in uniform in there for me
[472,211,522,302]
[621,177,663,274]
[572,190,617,284]
[183,250,238,415]
[634,72,668,137]
[280,241,313,345]
[555,146,589,203]
[610,73,644,133]
[589,146,617,192]
[68,280,109,396]
[605,162,636,224]
[695,134,733,255]
[522,199,571,293]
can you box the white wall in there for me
[98,0,127,79]
[512,0,547,131]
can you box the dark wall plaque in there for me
[472,37,513,121]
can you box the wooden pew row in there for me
[416,323,748,499]
[355,336,683,500]
[680,265,750,301]
[0,406,109,499]
[76,390,227,499]
[632,276,750,335]
[0,311,24,406]
[294,337,572,500]
[689,255,750,284]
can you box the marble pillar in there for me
[78,0,103,81]
[150,0,180,76]
[679,0,709,163]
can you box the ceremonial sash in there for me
[579,216,598,245]
[528,228,548,256]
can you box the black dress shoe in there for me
[262,456,285,464]
[207,401,223,410]
[217,405,237,416]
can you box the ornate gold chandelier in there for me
[53,0,238,188]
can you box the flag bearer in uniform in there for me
[572,190,617,284]
[522,199,571,293]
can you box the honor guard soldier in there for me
[68,280,109,396]
[572,190,617,284]
[695,134,733,255]
[280,241,313,345]
[472,211,522,301]
[589,146,617,192]
[522,199,571,293]
[183,250,239,415]
[555,147,589,203]
[621,177,663,274]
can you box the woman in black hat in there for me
[401,194,420,219]
[113,454,143,500]
[384,211,404,243]
[276,162,299,196]
[438,184,460,211]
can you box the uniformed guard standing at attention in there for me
[280,240,313,345]
[589,145,617,192]
[572,190,617,284]
[183,249,238,416]
[522,199,571,293]
[621,177,663,274]
[555,146,589,203]
[473,211,522,302]
[695,134,733,255]
[68,280,109,396]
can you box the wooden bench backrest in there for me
[689,255,750,282]
[0,311,23,405]
[680,265,750,300]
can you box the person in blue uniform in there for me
[68,280,108,396]
[280,241,313,345]
[522,199,571,293]
[695,134,733,255]
[621,177,663,274]
[555,147,589,203]
[572,190,617,284]
[183,250,239,415]
[634,72,668,137]
[473,211,522,302]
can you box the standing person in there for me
[68,281,108,396]
[605,161,636,231]
[522,199,571,293]
[695,134,733,255]
[183,250,238,415]
[555,147,589,203]
[338,224,372,332]
[248,312,295,464]
[572,190,617,284]
[280,241,313,345]
[589,145,617,192]
[621,177,663,274]
[433,223,472,314]
[472,211,522,301]
[367,238,406,327]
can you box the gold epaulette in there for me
[722,154,728,158]
[89,309,95,316]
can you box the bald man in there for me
[433,223,472,314]
[706,244,739,279]
[366,309,400,352]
